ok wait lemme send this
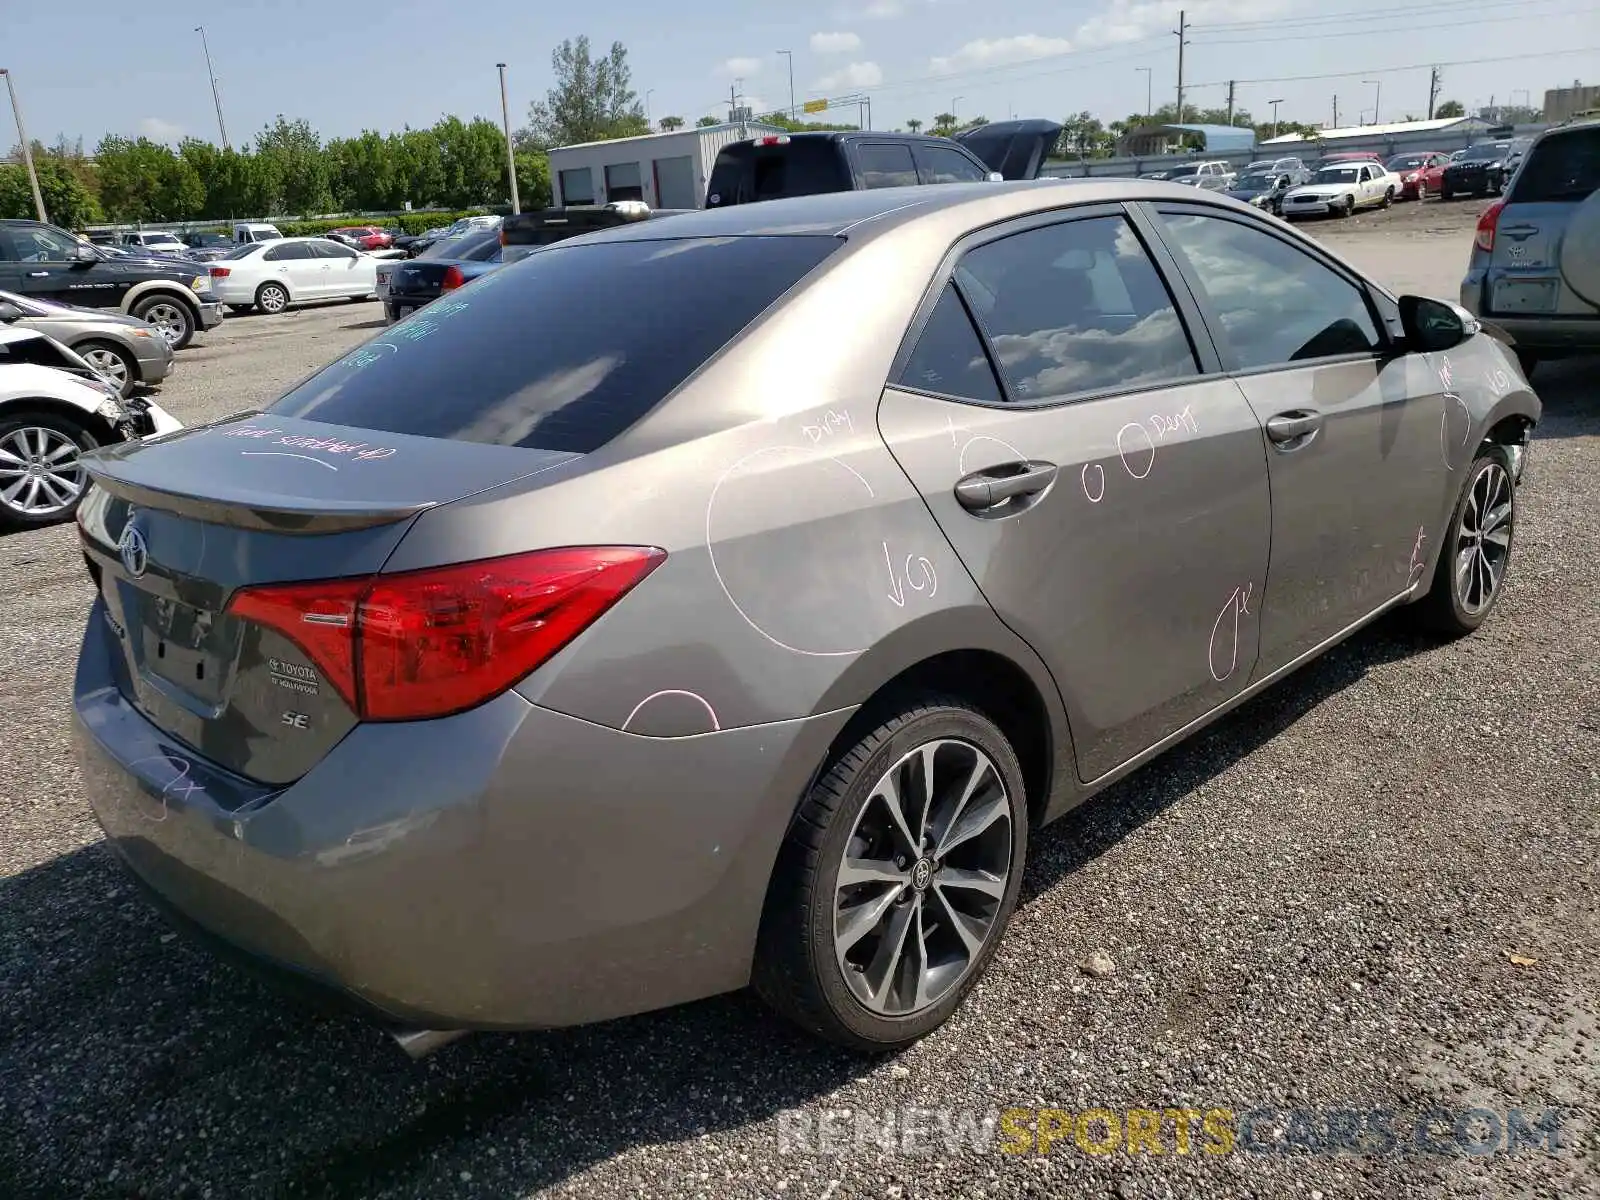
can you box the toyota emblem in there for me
[118,522,149,578]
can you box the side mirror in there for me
[987,171,1004,182]
[1399,295,1469,352]
[0,301,22,322]
[74,243,99,262]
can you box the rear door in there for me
[1144,202,1448,671]
[876,205,1272,782]
[1488,125,1600,318]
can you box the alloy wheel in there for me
[141,302,187,347]
[0,426,86,517]
[1454,459,1513,615]
[259,285,288,313]
[833,738,1013,1017]
[80,346,130,393]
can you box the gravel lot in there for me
[1,199,1595,1200]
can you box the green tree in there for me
[1436,99,1465,118]
[1059,111,1113,158]
[520,36,648,149]
[433,115,505,207]
[657,115,685,132]
[905,118,923,133]
[94,136,204,221]
[326,130,400,211]
[254,116,330,214]
[930,112,957,137]
[389,127,446,209]
[0,157,101,226]
[514,149,553,209]
[695,115,719,128]
[755,111,859,133]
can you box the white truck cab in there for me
[232,222,284,244]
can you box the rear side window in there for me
[897,285,1004,403]
[270,236,841,454]
[1511,130,1600,203]
[856,143,918,189]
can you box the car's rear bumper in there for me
[1460,273,1600,351]
[195,300,225,330]
[72,605,852,1031]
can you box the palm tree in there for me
[658,115,685,132]
[906,118,923,133]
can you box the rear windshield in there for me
[708,141,847,205]
[1510,129,1600,203]
[418,229,500,261]
[269,235,841,454]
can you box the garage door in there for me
[653,156,698,209]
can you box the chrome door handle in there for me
[27,271,48,277]
[954,460,1058,511]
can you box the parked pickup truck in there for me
[704,119,1063,207]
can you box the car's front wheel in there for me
[76,340,138,398]
[1381,187,1395,208]
[1416,445,1517,636]
[755,698,1028,1051]
[0,409,99,531]
[1338,195,1356,218]
[132,295,196,351]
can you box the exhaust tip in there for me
[390,1028,470,1059]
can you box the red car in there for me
[1384,150,1452,200]
[328,225,393,251]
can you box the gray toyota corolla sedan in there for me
[71,181,1539,1055]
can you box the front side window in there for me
[917,145,988,184]
[1155,211,1383,370]
[953,215,1199,403]
[5,224,79,261]
[855,143,919,189]
[313,241,359,260]
[271,236,841,455]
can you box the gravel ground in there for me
[0,208,1596,1200]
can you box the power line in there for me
[1191,0,1562,31]
[1191,44,1600,88]
[1198,6,1593,46]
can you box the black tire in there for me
[1380,187,1394,209]
[754,697,1029,1051]
[384,304,401,324]
[1515,349,1539,379]
[75,339,138,398]
[1441,186,1454,201]
[1415,444,1517,637]
[255,282,291,315]
[227,304,252,316]
[1338,195,1355,218]
[0,408,101,531]
[131,293,196,351]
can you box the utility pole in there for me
[1137,67,1153,118]
[1428,67,1442,120]
[1332,94,1339,128]
[1269,98,1283,140]
[496,63,520,214]
[194,25,230,150]
[1174,11,1189,124]
[777,50,795,118]
[1226,80,1236,125]
[0,69,46,223]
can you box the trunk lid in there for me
[78,414,578,785]
[953,119,1064,180]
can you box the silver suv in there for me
[1460,117,1600,375]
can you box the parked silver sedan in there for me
[72,181,1538,1056]
[0,290,173,397]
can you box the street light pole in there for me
[1137,67,1153,118]
[645,89,655,129]
[1363,78,1381,125]
[496,63,520,214]
[1269,98,1283,140]
[194,25,230,149]
[0,69,46,223]
[777,50,795,117]
[952,96,963,129]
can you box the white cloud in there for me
[810,31,863,54]
[928,34,1074,75]
[814,61,885,91]
[851,0,908,18]
[137,117,184,143]
[715,56,764,78]
[1073,0,1289,48]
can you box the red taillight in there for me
[757,135,791,146]
[210,266,231,278]
[225,547,665,722]
[1475,200,1505,253]
[441,264,467,291]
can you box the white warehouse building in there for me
[545,121,789,210]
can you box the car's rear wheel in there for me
[76,340,138,398]
[0,409,99,531]
[256,282,290,315]
[1381,187,1395,208]
[1416,445,1516,637]
[132,295,195,351]
[755,698,1028,1051]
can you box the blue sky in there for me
[7,0,1598,148]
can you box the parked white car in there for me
[120,230,188,257]
[0,326,181,528]
[1280,161,1400,218]
[206,237,379,314]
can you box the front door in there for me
[263,241,323,299]
[1144,203,1449,671]
[877,206,1272,783]
[0,223,88,305]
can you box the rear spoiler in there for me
[953,119,1065,180]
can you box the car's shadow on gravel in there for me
[0,611,1462,1199]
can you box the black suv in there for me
[0,219,225,349]
[704,119,1063,207]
